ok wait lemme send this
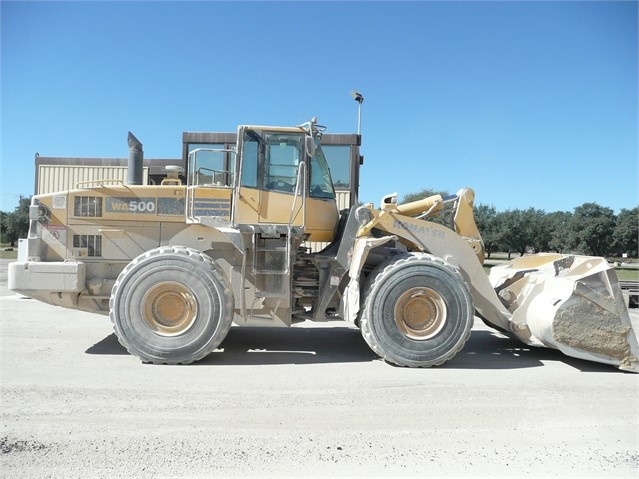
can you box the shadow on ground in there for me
[86,325,620,372]
[86,326,378,366]
[453,330,617,373]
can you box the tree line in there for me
[402,189,638,260]
[0,196,30,246]
[2,193,638,260]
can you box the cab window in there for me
[263,133,302,193]
[241,133,259,188]
[239,128,335,200]
[309,146,336,199]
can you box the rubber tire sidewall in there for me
[360,253,473,367]
[110,246,233,364]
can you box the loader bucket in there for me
[488,254,639,372]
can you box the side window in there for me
[309,146,336,199]
[241,134,259,188]
[322,145,351,190]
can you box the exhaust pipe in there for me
[127,132,144,185]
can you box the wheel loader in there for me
[8,119,639,372]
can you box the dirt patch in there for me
[0,436,48,454]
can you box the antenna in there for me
[350,90,364,136]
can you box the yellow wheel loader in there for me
[9,119,639,371]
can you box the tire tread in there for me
[359,252,473,367]
[109,246,233,364]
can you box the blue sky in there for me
[1,1,637,214]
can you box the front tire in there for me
[359,253,473,367]
[109,246,234,364]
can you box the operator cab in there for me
[186,119,340,242]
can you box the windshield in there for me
[240,128,335,200]
[309,144,336,200]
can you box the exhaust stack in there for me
[127,132,144,185]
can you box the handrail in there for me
[75,179,124,188]
[288,160,306,228]
[283,160,307,274]
[188,148,235,186]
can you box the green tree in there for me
[612,207,638,258]
[568,203,616,257]
[497,210,526,259]
[498,208,545,258]
[1,196,31,246]
[0,211,9,244]
[545,211,572,253]
[394,189,633,259]
[524,208,547,254]
[474,203,501,258]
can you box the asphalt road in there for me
[1,259,638,478]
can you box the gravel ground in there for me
[1,259,638,478]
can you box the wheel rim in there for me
[394,287,447,340]
[141,282,198,336]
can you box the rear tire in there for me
[359,252,473,367]
[109,246,234,364]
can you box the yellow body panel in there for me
[189,186,233,220]
[67,185,187,222]
[235,187,339,242]
[59,184,337,243]
[304,197,339,242]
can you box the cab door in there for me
[233,127,305,228]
